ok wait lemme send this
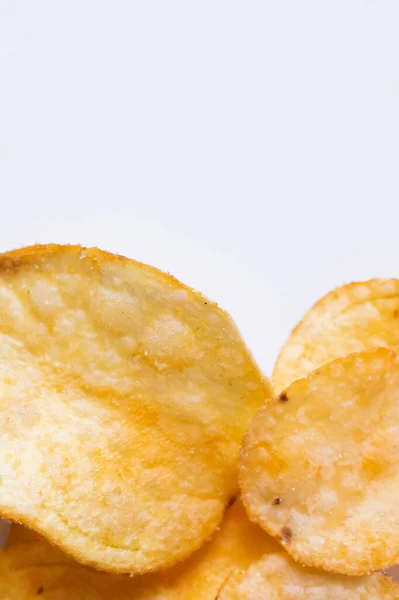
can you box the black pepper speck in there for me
[281,526,293,542]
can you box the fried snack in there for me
[0,502,278,599]
[218,553,399,599]
[240,348,399,574]
[0,245,271,574]
[273,279,399,391]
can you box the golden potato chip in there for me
[219,553,399,599]
[0,244,271,574]
[240,348,399,574]
[0,502,277,599]
[273,279,399,391]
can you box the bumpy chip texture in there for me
[219,553,399,599]
[273,279,399,391]
[0,502,277,599]
[0,245,271,574]
[241,348,399,574]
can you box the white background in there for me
[1,0,399,577]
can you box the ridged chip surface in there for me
[273,279,399,391]
[241,348,399,574]
[219,553,399,599]
[1,502,277,599]
[0,245,271,573]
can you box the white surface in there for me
[1,0,399,579]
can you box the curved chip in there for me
[1,502,277,599]
[240,348,399,574]
[0,245,271,574]
[273,279,399,391]
[219,553,399,599]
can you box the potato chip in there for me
[240,348,399,574]
[219,553,399,599]
[0,502,277,599]
[0,244,271,574]
[273,279,399,391]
